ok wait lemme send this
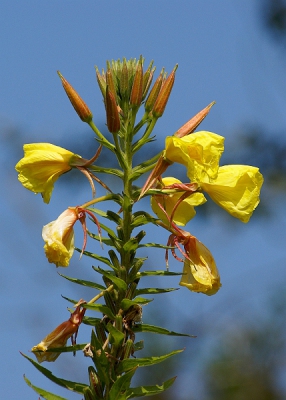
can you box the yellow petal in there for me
[15,143,80,203]
[201,165,264,223]
[42,209,76,267]
[151,177,206,226]
[180,237,221,295]
[165,131,224,181]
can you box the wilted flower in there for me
[42,206,101,267]
[42,208,77,267]
[15,143,82,203]
[31,302,86,363]
[179,234,221,295]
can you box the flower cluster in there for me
[149,130,263,294]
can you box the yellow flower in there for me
[200,165,263,223]
[151,177,206,226]
[164,131,224,181]
[15,143,82,203]
[32,303,86,363]
[42,208,77,267]
[179,235,221,295]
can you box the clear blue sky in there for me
[1,1,286,399]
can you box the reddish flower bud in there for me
[105,62,117,99]
[144,68,165,113]
[175,102,216,138]
[106,85,120,133]
[119,58,129,99]
[57,71,92,123]
[130,58,143,107]
[152,64,178,118]
[142,61,154,101]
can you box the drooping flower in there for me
[200,165,263,223]
[42,208,77,267]
[179,234,221,295]
[31,302,86,363]
[151,177,206,226]
[42,206,101,267]
[164,131,225,181]
[15,143,82,203]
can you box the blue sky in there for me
[1,1,286,399]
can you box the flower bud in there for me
[119,58,129,99]
[144,68,164,113]
[57,71,92,123]
[175,102,215,138]
[142,61,154,101]
[106,85,120,133]
[105,62,117,99]
[95,66,106,100]
[130,57,143,107]
[152,64,178,118]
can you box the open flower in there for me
[164,131,225,181]
[151,177,206,226]
[31,302,86,363]
[15,143,82,203]
[200,165,263,223]
[179,234,221,295]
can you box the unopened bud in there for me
[106,62,117,99]
[57,71,93,123]
[175,102,216,138]
[88,366,103,398]
[130,57,143,107]
[142,61,154,101]
[145,68,164,113]
[95,66,106,100]
[106,85,120,133]
[152,64,178,118]
[120,58,129,99]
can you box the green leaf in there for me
[120,297,153,311]
[58,273,106,291]
[82,316,102,326]
[76,248,114,266]
[117,349,184,373]
[61,296,116,320]
[133,323,196,338]
[83,302,116,320]
[92,266,127,291]
[21,353,87,394]
[138,270,183,277]
[24,375,68,400]
[135,287,178,295]
[42,344,87,354]
[108,367,138,400]
[127,377,176,398]
[106,322,125,346]
[138,242,173,249]
[123,238,139,252]
[131,212,160,228]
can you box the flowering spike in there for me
[106,85,120,133]
[175,102,216,138]
[57,71,92,123]
[152,64,178,118]
[130,57,143,107]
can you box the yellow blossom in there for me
[179,235,221,295]
[32,303,86,363]
[200,165,263,223]
[42,208,77,267]
[151,177,206,226]
[164,131,224,181]
[15,143,82,203]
